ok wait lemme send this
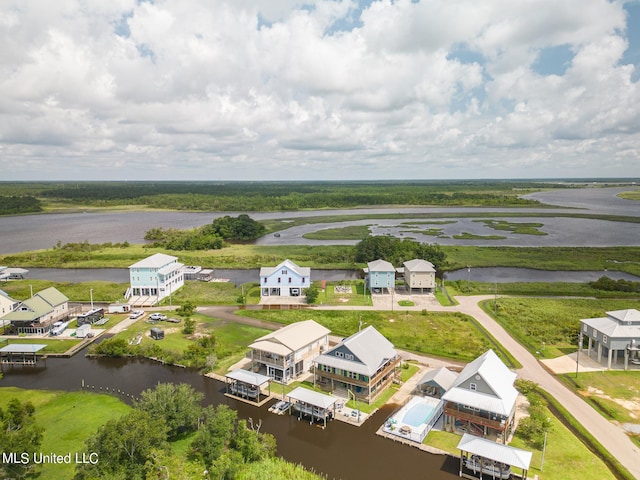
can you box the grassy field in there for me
[479,297,639,359]
[108,312,270,373]
[3,243,640,276]
[474,219,547,235]
[0,387,131,480]
[446,279,640,298]
[1,279,129,303]
[236,309,506,363]
[452,232,506,240]
[618,190,640,201]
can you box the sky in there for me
[1,0,639,181]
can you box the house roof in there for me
[581,316,640,339]
[418,367,457,391]
[442,350,518,416]
[225,369,271,387]
[0,344,48,354]
[364,259,395,273]
[403,259,436,272]
[249,320,329,354]
[457,434,532,470]
[129,253,178,269]
[315,326,398,376]
[288,387,337,410]
[259,259,310,277]
[2,287,68,322]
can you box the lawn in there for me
[236,309,504,363]
[1,337,81,354]
[0,387,131,480]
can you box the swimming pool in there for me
[403,402,436,427]
[383,396,444,443]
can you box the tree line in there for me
[34,180,545,210]
[0,195,42,215]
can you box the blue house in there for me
[364,259,396,293]
[128,253,184,306]
[260,259,310,297]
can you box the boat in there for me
[465,455,511,479]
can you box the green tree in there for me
[135,383,203,440]
[176,301,196,317]
[0,399,43,480]
[183,317,195,334]
[305,283,320,304]
[75,409,168,480]
[190,404,238,469]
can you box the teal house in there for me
[364,259,396,293]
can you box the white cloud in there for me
[0,0,638,180]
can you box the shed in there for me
[150,327,164,340]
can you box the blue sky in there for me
[1,0,639,181]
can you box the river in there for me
[1,187,639,254]
[0,352,459,480]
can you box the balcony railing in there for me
[444,404,507,431]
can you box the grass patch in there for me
[0,387,131,480]
[618,191,640,201]
[452,232,506,240]
[397,300,415,307]
[558,371,640,424]
[302,225,371,240]
[1,279,129,303]
[446,279,640,298]
[315,282,373,307]
[474,219,547,235]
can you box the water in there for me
[0,352,458,480]
[1,186,639,253]
[445,267,640,283]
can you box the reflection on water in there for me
[0,354,458,480]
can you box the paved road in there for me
[200,299,640,479]
[449,296,640,480]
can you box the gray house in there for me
[313,326,401,404]
[580,309,640,370]
[414,366,457,398]
[442,350,518,442]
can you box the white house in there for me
[128,253,184,305]
[260,259,310,297]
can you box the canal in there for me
[0,352,460,480]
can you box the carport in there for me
[287,387,338,428]
[225,369,271,405]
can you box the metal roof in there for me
[403,259,436,272]
[418,366,458,391]
[457,434,532,470]
[365,259,395,272]
[225,369,271,387]
[129,253,179,269]
[315,326,398,376]
[250,320,329,354]
[259,259,310,278]
[0,344,48,353]
[581,309,640,339]
[288,387,337,409]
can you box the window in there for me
[289,277,292,283]
[345,354,354,360]
[336,351,344,358]
[470,383,477,391]
[264,278,267,283]
[603,335,608,344]
[302,278,305,283]
[282,269,288,275]
[277,277,281,283]
[583,324,587,333]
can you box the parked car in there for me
[129,310,144,319]
[149,313,167,321]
